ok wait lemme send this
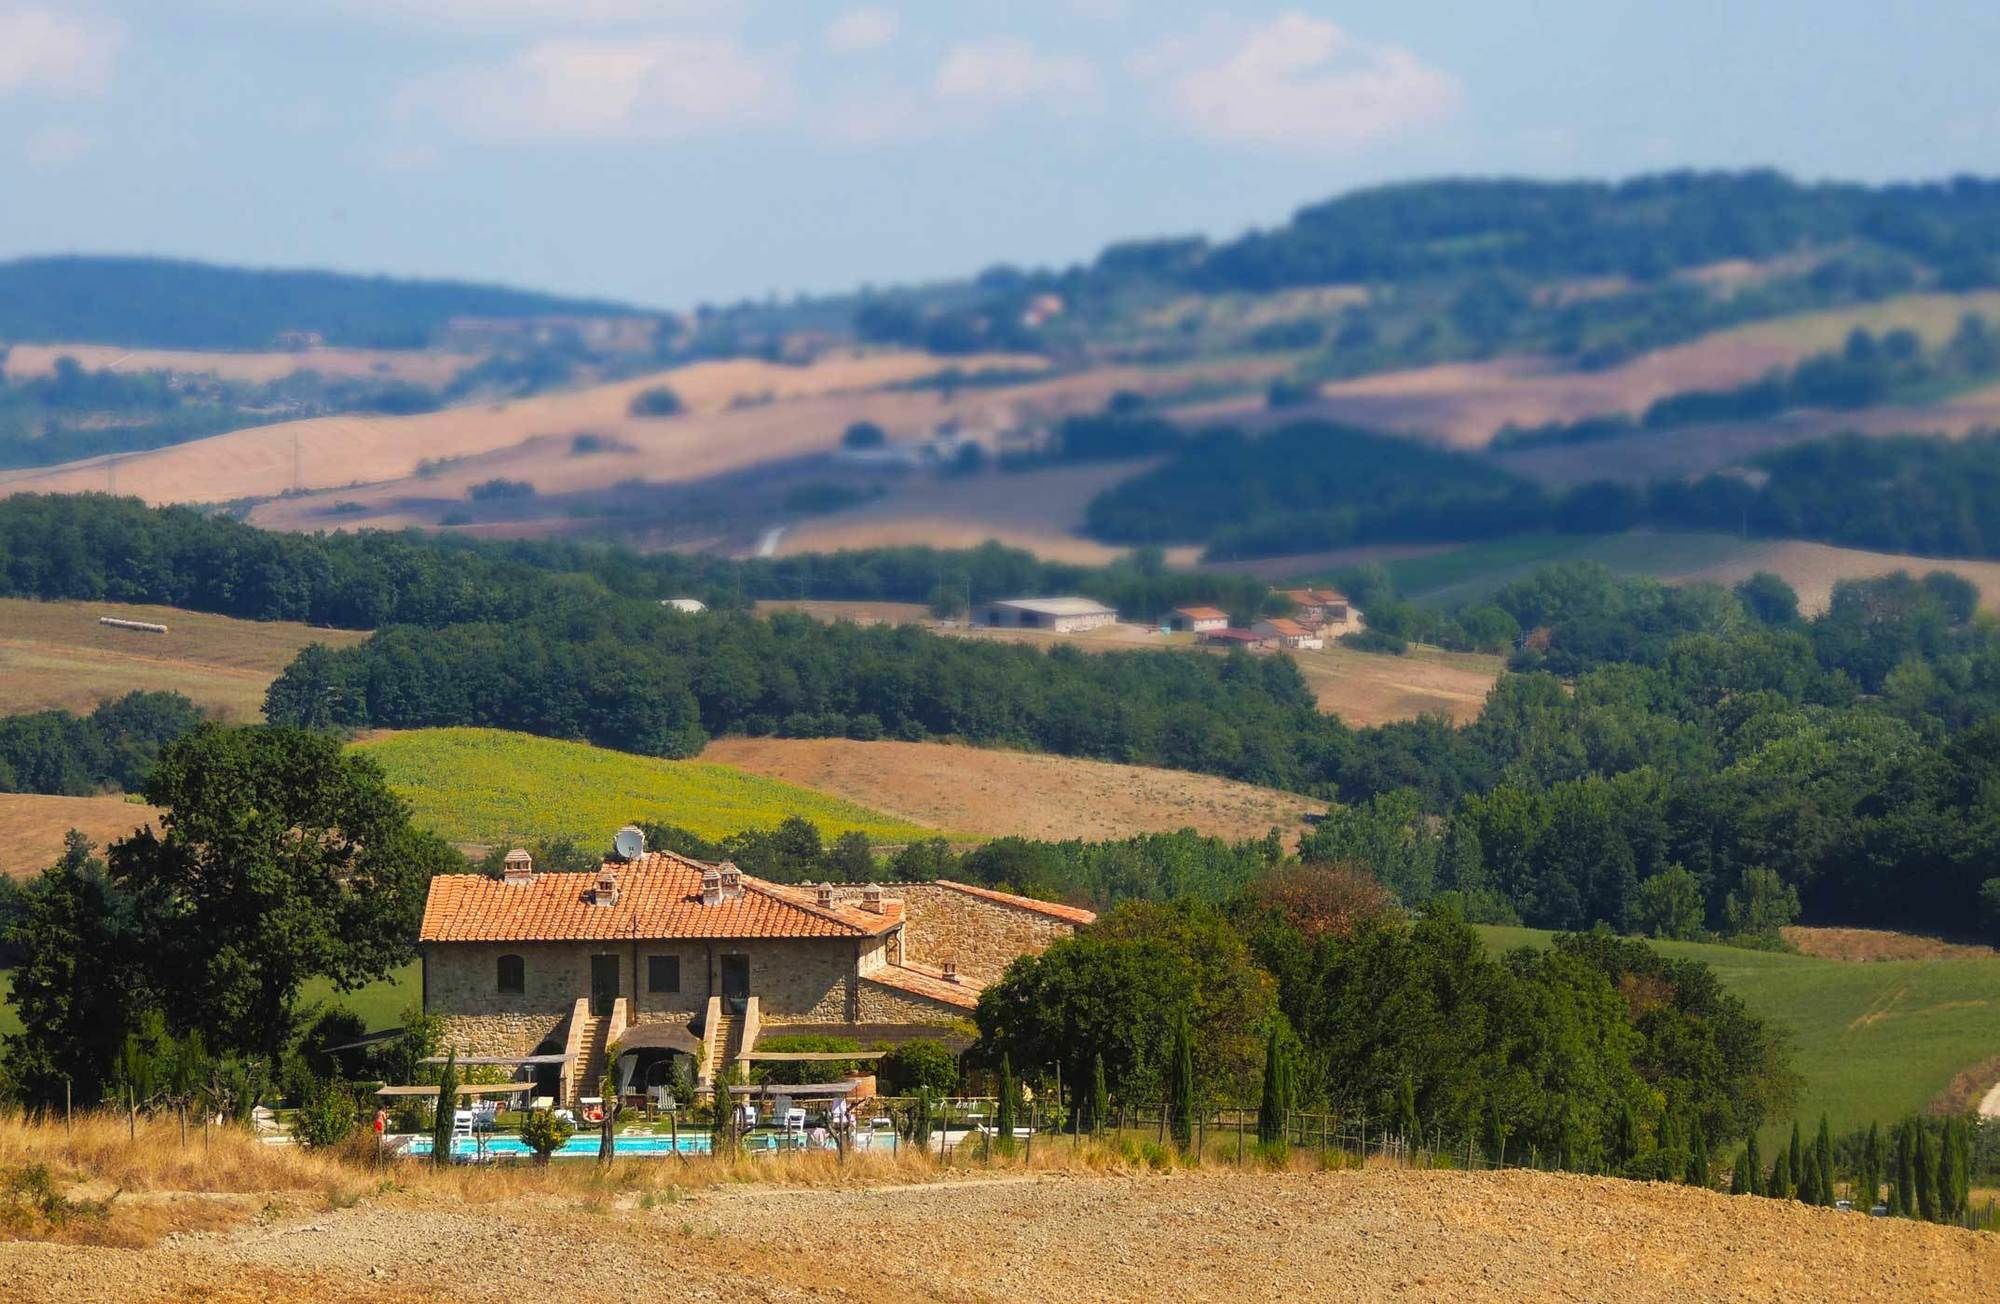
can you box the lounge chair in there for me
[783,1107,807,1134]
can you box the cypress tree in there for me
[1396,1075,1421,1147]
[1814,1115,1836,1206]
[1893,1120,1916,1216]
[1745,1133,1765,1197]
[1954,1118,1973,1221]
[1936,1118,1963,1224]
[1168,1012,1194,1149]
[430,1049,458,1168]
[1731,1146,1754,1196]
[1788,1121,1804,1201]
[1686,1119,1709,1188]
[1862,1121,1883,1211]
[1768,1148,1791,1200]
[1256,1028,1287,1148]
[1485,1096,1507,1168]
[1800,1149,1821,1207]
[1089,1053,1109,1139]
[1612,1100,1641,1173]
[1657,1108,1686,1176]
[1913,1122,1939,1221]
[995,1054,1018,1156]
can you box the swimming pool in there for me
[406,1132,715,1160]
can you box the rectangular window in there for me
[647,955,680,994]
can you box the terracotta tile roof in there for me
[1259,617,1310,638]
[864,963,982,1010]
[419,851,898,943]
[935,880,1098,926]
[1173,605,1228,620]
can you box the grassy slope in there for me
[352,726,951,848]
[1479,926,2000,1143]
[1371,532,1760,607]
[0,596,367,720]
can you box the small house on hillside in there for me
[972,596,1117,633]
[1165,605,1230,634]
[1254,617,1323,650]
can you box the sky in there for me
[2,1,1996,309]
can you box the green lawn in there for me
[354,726,956,848]
[0,962,420,1040]
[1480,926,2000,1144]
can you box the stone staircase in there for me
[569,1008,612,1106]
[707,1013,742,1085]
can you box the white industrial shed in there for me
[971,596,1118,633]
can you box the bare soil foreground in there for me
[5,1165,1995,1303]
[699,737,1323,842]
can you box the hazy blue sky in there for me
[2,2,1994,308]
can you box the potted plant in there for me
[519,1108,575,1164]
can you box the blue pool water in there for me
[407,1132,715,1159]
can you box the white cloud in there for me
[405,34,790,140]
[825,7,896,55]
[933,37,1098,110]
[325,0,734,28]
[1146,12,1458,150]
[0,6,122,97]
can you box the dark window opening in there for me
[497,953,525,994]
[648,955,681,993]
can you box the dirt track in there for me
[3,1166,1994,1302]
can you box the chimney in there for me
[861,884,885,914]
[702,862,744,906]
[592,867,619,907]
[941,959,958,983]
[501,849,533,885]
[815,881,834,907]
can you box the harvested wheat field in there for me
[1289,644,1503,726]
[1,1139,1994,1303]
[1673,540,2000,615]
[0,598,368,719]
[0,793,161,877]
[1783,926,2000,963]
[0,342,481,387]
[700,737,1322,842]
[0,349,1038,509]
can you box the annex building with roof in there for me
[418,841,1093,1103]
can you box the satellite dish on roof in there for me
[613,825,646,861]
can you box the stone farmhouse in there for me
[417,844,1093,1104]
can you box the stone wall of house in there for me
[828,885,1080,984]
[854,977,972,1026]
[744,938,857,1025]
[437,1012,569,1059]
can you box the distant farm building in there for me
[1254,617,1323,651]
[973,597,1118,633]
[442,314,660,354]
[1201,628,1275,650]
[1278,588,1352,628]
[1165,605,1230,634]
[659,598,707,614]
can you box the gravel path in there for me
[2,1167,1995,1302]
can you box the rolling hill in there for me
[349,727,952,850]
[0,255,646,350]
[1480,926,2000,1143]
[0,597,368,719]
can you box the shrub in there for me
[753,1034,861,1086]
[519,1108,575,1161]
[1339,628,1407,655]
[880,1039,958,1097]
[295,1081,360,1150]
[842,421,886,449]
[467,478,534,502]
[630,386,684,417]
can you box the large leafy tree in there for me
[3,833,145,1107]
[110,725,457,1059]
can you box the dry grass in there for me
[1673,539,2000,615]
[0,597,368,719]
[699,736,1323,843]
[0,343,480,387]
[1286,642,1503,726]
[0,794,162,878]
[1784,926,2000,963]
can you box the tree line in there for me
[0,691,204,796]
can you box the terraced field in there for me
[351,727,950,849]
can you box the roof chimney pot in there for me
[502,849,534,885]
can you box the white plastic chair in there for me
[783,1107,807,1133]
[451,1108,475,1140]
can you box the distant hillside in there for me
[0,255,650,350]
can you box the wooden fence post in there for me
[1237,1106,1245,1165]
[1027,1101,1036,1164]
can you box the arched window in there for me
[497,954,525,994]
